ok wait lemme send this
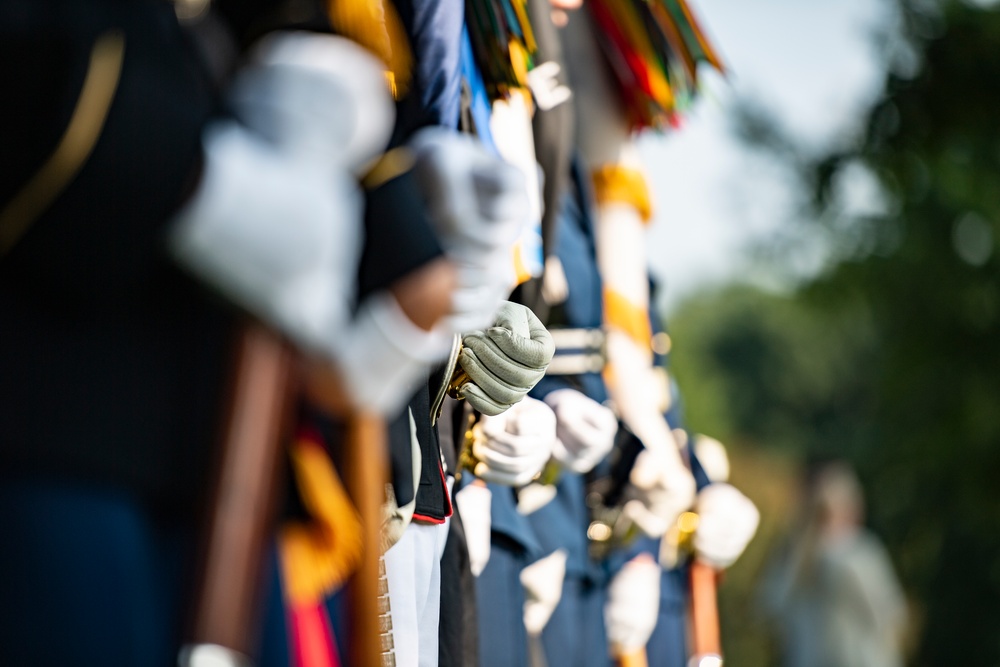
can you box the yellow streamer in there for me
[604,288,653,349]
[592,166,654,223]
[279,437,365,606]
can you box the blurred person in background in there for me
[760,461,907,667]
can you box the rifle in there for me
[682,444,723,667]
[599,424,652,667]
[180,321,387,666]
[607,443,725,667]
[687,559,722,667]
[181,322,295,667]
[663,490,722,667]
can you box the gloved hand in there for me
[694,434,731,483]
[471,396,556,486]
[605,556,661,655]
[622,449,697,538]
[228,32,395,173]
[170,33,391,351]
[171,34,454,416]
[410,129,529,333]
[455,482,492,577]
[457,302,555,416]
[521,549,568,636]
[694,483,760,569]
[544,389,618,473]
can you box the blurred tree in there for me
[670,1,1000,664]
[798,2,1000,663]
[669,285,880,667]
[670,285,878,460]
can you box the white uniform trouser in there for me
[382,518,451,667]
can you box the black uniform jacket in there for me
[0,0,331,520]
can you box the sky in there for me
[638,0,893,312]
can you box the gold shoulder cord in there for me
[360,146,416,191]
[0,30,125,256]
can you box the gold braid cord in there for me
[0,31,125,255]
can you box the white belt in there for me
[545,328,606,376]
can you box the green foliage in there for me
[671,284,879,460]
[670,1,1000,664]
[811,3,1000,662]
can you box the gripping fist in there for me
[521,550,568,636]
[544,389,618,473]
[410,129,529,333]
[171,34,392,353]
[622,449,697,538]
[694,483,760,569]
[457,302,555,416]
[605,556,661,655]
[172,35,462,416]
[229,32,395,172]
[471,396,556,486]
[454,482,492,577]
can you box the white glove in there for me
[622,449,697,538]
[457,302,555,416]
[694,483,760,569]
[605,556,661,654]
[170,118,362,350]
[228,32,395,173]
[541,255,569,306]
[455,482,492,577]
[171,33,390,352]
[471,396,556,486]
[410,128,529,333]
[694,435,731,484]
[171,33,453,416]
[521,549,568,636]
[330,292,454,413]
[544,389,618,473]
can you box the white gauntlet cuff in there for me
[333,292,453,415]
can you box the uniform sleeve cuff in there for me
[333,291,453,415]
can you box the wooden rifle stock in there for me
[688,559,723,667]
[302,357,389,666]
[184,321,388,666]
[187,322,296,661]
